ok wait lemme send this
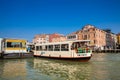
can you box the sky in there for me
[0,0,120,42]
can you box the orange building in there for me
[76,25,117,50]
[117,33,120,44]
[66,25,106,50]
[76,25,106,50]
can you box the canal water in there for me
[0,53,120,80]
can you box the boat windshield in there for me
[6,42,22,48]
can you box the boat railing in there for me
[77,48,92,54]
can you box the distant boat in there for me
[34,40,92,62]
[0,38,33,58]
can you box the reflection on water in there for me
[0,59,27,80]
[33,58,92,80]
[0,53,120,80]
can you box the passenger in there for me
[86,48,88,53]
[27,47,31,53]
[75,48,78,53]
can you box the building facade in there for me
[116,33,120,49]
[49,33,65,42]
[52,36,66,42]
[66,32,78,41]
[104,29,117,49]
[33,25,117,50]
[33,33,66,44]
[73,25,117,50]
[33,34,49,44]
[76,25,106,50]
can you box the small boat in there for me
[34,40,92,62]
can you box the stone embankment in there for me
[93,49,120,53]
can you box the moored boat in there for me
[0,38,33,59]
[34,40,92,61]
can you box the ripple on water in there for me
[0,53,120,80]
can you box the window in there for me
[94,40,97,44]
[61,44,69,51]
[94,33,96,37]
[67,35,76,39]
[7,42,22,48]
[36,46,48,51]
[40,46,42,50]
[54,45,60,51]
[84,30,88,32]
[36,46,39,51]
[48,45,53,51]
[84,35,87,40]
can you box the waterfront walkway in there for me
[93,49,120,53]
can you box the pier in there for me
[93,49,120,53]
[0,52,33,59]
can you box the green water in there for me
[0,53,120,80]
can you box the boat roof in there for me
[3,38,27,42]
[35,40,90,46]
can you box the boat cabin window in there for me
[61,44,69,51]
[54,45,60,51]
[48,45,53,51]
[36,46,39,51]
[36,46,45,51]
[7,42,22,48]
[39,46,42,50]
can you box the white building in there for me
[66,32,78,41]
[33,34,49,44]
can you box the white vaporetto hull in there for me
[34,54,92,62]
